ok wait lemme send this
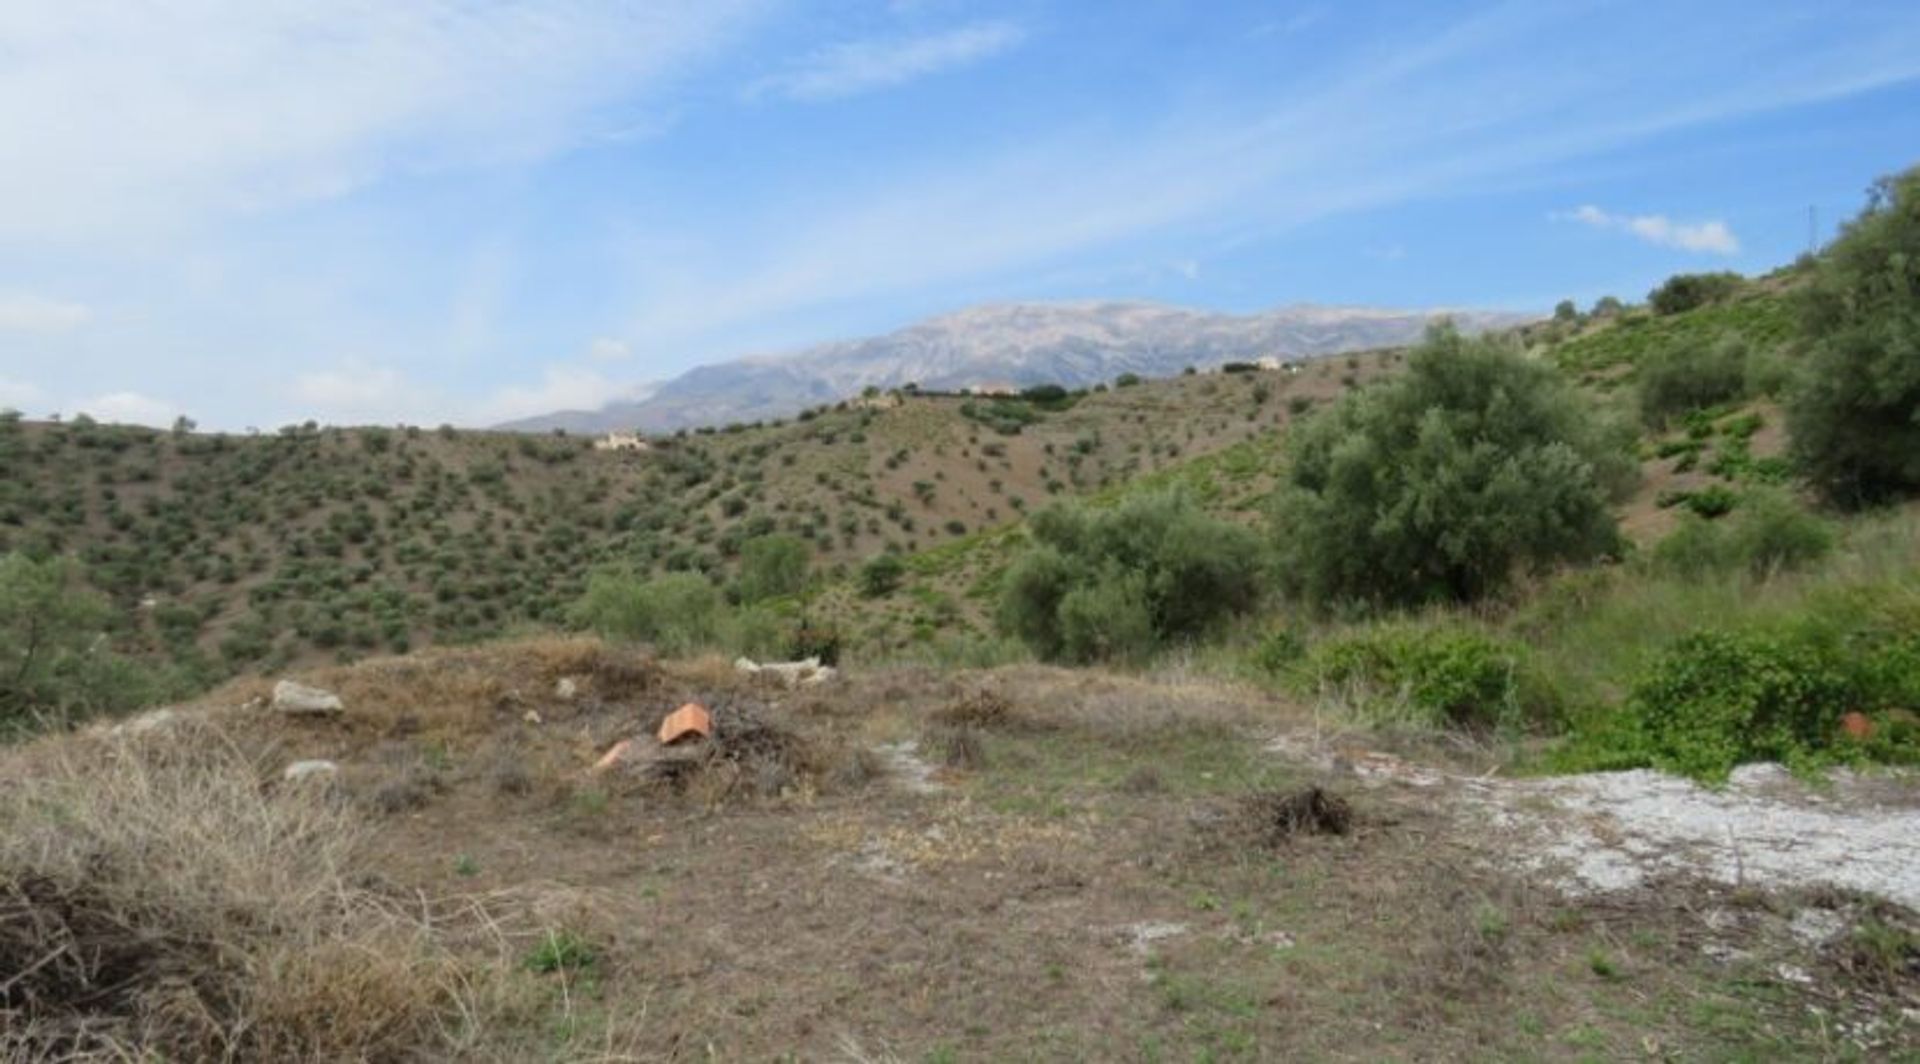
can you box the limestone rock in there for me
[282,759,339,782]
[272,680,343,714]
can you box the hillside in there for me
[0,351,1399,679]
[0,280,1816,682]
[500,300,1531,433]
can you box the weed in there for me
[524,930,598,974]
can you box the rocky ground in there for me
[7,642,1917,1060]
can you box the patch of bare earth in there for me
[8,644,1915,1059]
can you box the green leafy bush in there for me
[1637,335,1752,427]
[1271,325,1633,608]
[858,553,905,597]
[735,534,810,604]
[996,490,1262,663]
[1298,624,1559,731]
[1625,631,1855,780]
[1,553,180,730]
[1789,166,1920,507]
[569,569,725,655]
[1648,272,1744,316]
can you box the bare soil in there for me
[103,642,1911,1060]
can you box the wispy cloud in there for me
[624,2,1908,350]
[1556,205,1741,255]
[290,359,630,426]
[0,1,768,241]
[749,21,1026,102]
[0,294,91,333]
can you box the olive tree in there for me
[1271,325,1633,608]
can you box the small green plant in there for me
[524,930,597,974]
[453,854,479,877]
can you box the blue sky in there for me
[2,0,1918,429]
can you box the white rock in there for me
[272,680,343,714]
[738,656,832,688]
[554,677,578,700]
[282,759,339,782]
[1789,908,1849,947]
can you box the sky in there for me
[2,1,1918,431]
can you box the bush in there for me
[996,490,1263,663]
[1648,272,1744,315]
[1625,630,1855,780]
[1,553,175,730]
[569,569,724,655]
[1298,624,1558,731]
[1271,326,1633,608]
[1652,492,1834,579]
[1637,334,1751,426]
[1789,167,1920,507]
[858,553,905,597]
[735,534,809,604]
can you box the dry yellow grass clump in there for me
[0,719,511,1060]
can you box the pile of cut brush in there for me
[1232,786,1355,848]
[613,697,876,801]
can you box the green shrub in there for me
[1,552,179,730]
[1271,325,1632,608]
[1299,624,1557,731]
[1054,571,1157,664]
[1648,272,1744,316]
[996,490,1262,663]
[858,553,905,597]
[1636,335,1751,426]
[1789,166,1920,508]
[1728,491,1834,575]
[735,534,809,604]
[569,569,724,655]
[1625,630,1855,780]
[1250,625,1306,675]
[1683,485,1738,519]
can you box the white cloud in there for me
[749,21,1026,102]
[289,360,625,426]
[471,365,622,424]
[0,294,91,333]
[75,391,182,427]
[1558,205,1741,255]
[587,337,633,361]
[0,1,767,241]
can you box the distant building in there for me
[1253,356,1284,371]
[968,382,1019,397]
[594,431,651,452]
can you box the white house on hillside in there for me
[594,432,650,452]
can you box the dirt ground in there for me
[157,643,1905,1062]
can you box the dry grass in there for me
[4,639,1906,1059]
[0,720,512,1061]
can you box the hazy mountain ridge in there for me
[499,301,1534,432]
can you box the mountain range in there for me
[498,300,1535,433]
